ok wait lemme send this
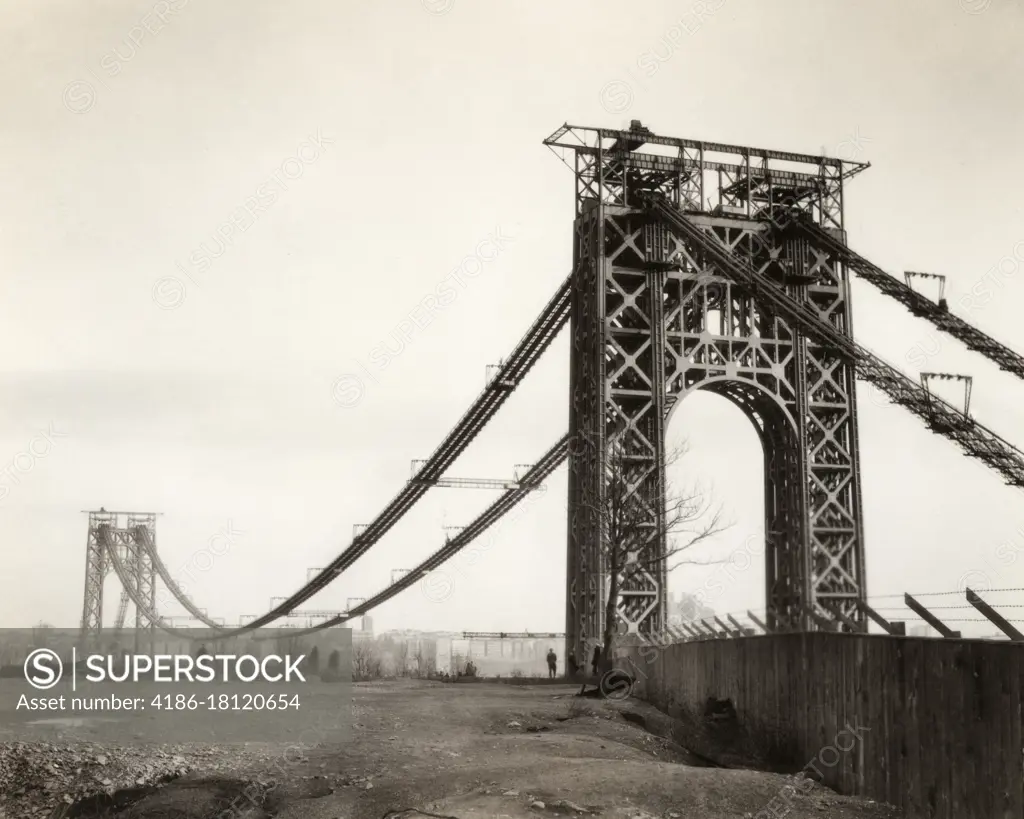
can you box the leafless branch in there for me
[579,436,735,670]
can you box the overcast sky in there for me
[1,0,1022,639]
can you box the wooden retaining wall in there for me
[622,633,1023,818]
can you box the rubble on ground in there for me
[0,741,253,817]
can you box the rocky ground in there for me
[0,679,902,818]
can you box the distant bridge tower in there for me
[80,509,159,651]
[546,122,868,659]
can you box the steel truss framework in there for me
[80,510,159,650]
[554,123,868,659]
[77,124,1024,657]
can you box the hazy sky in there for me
[2,0,1023,639]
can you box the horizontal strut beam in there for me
[411,476,543,490]
[545,123,868,173]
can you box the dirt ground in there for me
[4,679,902,818]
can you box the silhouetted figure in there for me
[196,644,208,659]
[591,645,601,677]
[546,648,557,678]
[568,651,577,677]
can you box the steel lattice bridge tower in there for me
[80,509,160,651]
[78,509,341,645]
[557,122,867,653]
[76,122,1024,663]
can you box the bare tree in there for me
[414,648,433,678]
[589,440,729,673]
[394,640,410,677]
[352,639,383,680]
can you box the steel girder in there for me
[567,201,612,662]
[79,512,110,648]
[796,221,1024,381]
[545,123,855,228]
[128,515,157,651]
[133,523,225,630]
[114,589,130,630]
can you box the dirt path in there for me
[271,680,899,818]
[6,679,901,818]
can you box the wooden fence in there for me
[621,632,1023,818]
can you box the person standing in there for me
[546,648,557,678]
[591,645,601,677]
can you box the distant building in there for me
[668,591,715,626]
[361,616,374,636]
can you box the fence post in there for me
[827,605,862,633]
[666,624,688,643]
[747,611,771,634]
[965,587,1024,641]
[809,609,840,632]
[857,600,906,635]
[727,614,748,635]
[904,593,960,638]
[681,622,702,640]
